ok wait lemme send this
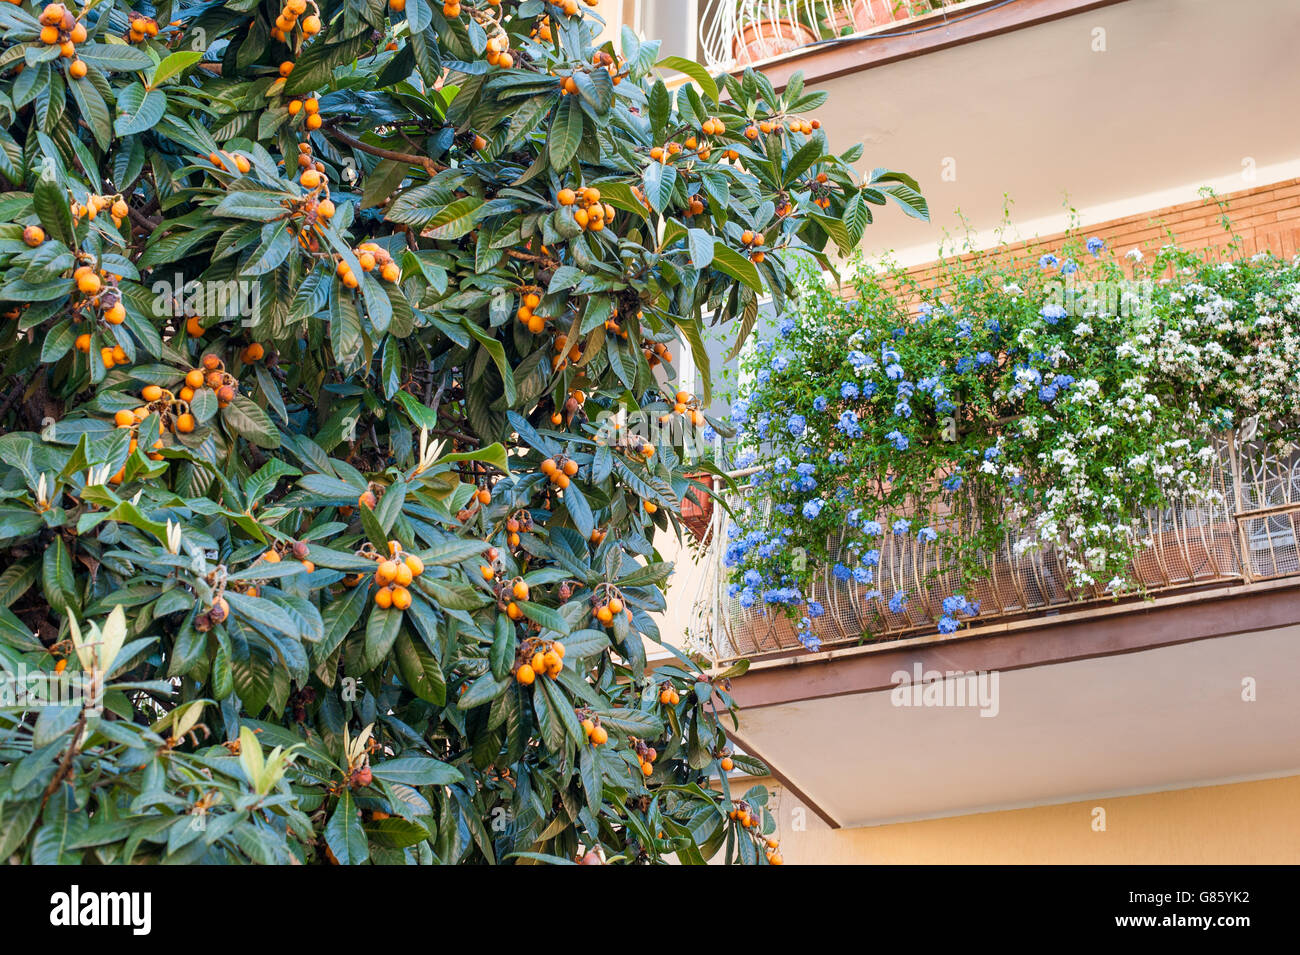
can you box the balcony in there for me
[688,432,1300,665]
[681,433,1300,828]
[699,0,965,70]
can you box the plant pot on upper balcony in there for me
[681,471,716,543]
[732,17,817,64]
[823,0,938,36]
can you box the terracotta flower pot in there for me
[681,471,716,543]
[733,18,816,64]
[828,0,930,35]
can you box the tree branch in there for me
[325,125,444,178]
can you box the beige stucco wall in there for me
[745,774,1300,864]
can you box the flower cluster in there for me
[723,230,1300,646]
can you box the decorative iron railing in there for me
[685,431,1300,663]
[698,0,966,71]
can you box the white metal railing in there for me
[686,432,1300,663]
[698,0,966,71]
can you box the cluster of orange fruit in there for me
[630,738,657,777]
[656,683,681,706]
[601,316,631,340]
[657,389,705,428]
[483,32,513,69]
[206,150,252,175]
[180,353,240,412]
[504,512,532,548]
[641,338,672,368]
[499,577,531,621]
[809,171,834,209]
[439,0,459,16]
[515,290,546,334]
[69,262,124,321]
[549,388,585,426]
[540,454,579,490]
[579,713,609,746]
[529,14,553,42]
[22,225,44,248]
[590,49,623,84]
[513,636,565,685]
[37,4,85,67]
[337,241,400,288]
[592,587,629,627]
[126,12,159,43]
[110,387,170,456]
[75,334,129,370]
[549,333,584,371]
[287,95,324,130]
[739,229,767,264]
[366,540,426,611]
[557,185,613,233]
[272,0,321,41]
[260,539,316,575]
[70,193,130,230]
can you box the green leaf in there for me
[371,756,462,787]
[709,242,764,292]
[325,790,369,865]
[113,83,167,136]
[548,95,582,169]
[656,56,718,103]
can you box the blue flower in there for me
[943,474,964,491]
[836,411,862,438]
[1039,253,1059,269]
[778,317,797,336]
[862,548,880,566]
[1040,303,1067,324]
[852,566,873,585]
[891,518,911,535]
[771,355,790,372]
[885,429,909,451]
[861,381,878,398]
[1038,384,1058,403]
[833,562,852,582]
[1086,236,1105,255]
[956,356,973,374]
[807,600,825,618]
[885,363,904,381]
[739,588,757,609]
[828,451,847,465]
[840,381,859,400]
[942,594,969,615]
[743,569,763,588]
[888,590,909,613]
[893,401,912,419]
[787,414,806,437]
[976,351,994,366]
[847,350,875,374]
[917,526,937,544]
[862,521,883,537]
[801,498,825,520]
[797,622,822,652]
[1060,259,1078,275]
[813,395,828,412]
[756,368,770,384]
[937,615,960,634]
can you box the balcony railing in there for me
[699,0,967,71]
[686,432,1300,663]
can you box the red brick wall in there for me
[901,177,1300,289]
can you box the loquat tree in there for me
[0,0,923,863]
